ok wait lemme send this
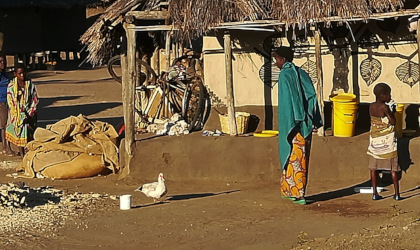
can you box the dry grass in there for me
[80,0,405,65]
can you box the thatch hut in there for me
[80,0,420,170]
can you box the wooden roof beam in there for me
[126,9,420,32]
[126,10,169,20]
[218,9,420,28]
[127,24,172,31]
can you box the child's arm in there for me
[383,104,396,125]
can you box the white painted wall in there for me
[203,32,420,106]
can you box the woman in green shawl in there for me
[272,47,322,205]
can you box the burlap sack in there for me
[15,114,119,179]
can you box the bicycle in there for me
[108,54,206,132]
[107,55,157,86]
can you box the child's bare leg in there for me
[1,136,14,156]
[1,129,12,154]
[370,170,382,200]
[1,129,6,150]
[391,171,401,200]
[18,147,25,158]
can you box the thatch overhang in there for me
[80,0,146,65]
[81,0,419,66]
[0,0,104,8]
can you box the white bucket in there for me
[119,194,132,210]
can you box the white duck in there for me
[136,173,167,202]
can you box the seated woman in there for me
[5,64,38,157]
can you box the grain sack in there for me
[15,114,119,179]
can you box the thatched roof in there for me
[81,0,410,65]
[0,0,103,8]
[80,0,146,65]
[169,0,405,39]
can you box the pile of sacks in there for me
[146,113,189,136]
[13,115,119,179]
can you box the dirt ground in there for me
[0,67,419,250]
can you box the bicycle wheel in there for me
[107,55,122,83]
[167,80,185,114]
[171,54,203,78]
[107,55,157,85]
[137,60,157,86]
[182,76,205,131]
[133,61,158,128]
[171,54,200,67]
[195,87,211,130]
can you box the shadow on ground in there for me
[38,96,82,109]
[382,186,420,200]
[37,102,122,127]
[34,78,116,85]
[131,190,240,209]
[166,189,240,201]
[132,201,170,209]
[306,180,371,204]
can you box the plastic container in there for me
[330,93,358,137]
[395,104,404,138]
[330,93,356,103]
[120,194,132,210]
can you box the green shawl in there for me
[278,62,322,170]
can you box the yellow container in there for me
[330,93,358,137]
[330,93,356,103]
[333,101,358,137]
[395,104,404,138]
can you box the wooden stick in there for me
[417,18,420,86]
[174,41,179,60]
[126,10,169,20]
[123,25,136,155]
[126,10,420,32]
[165,31,171,71]
[151,47,160,76]
[118,27,131,178]
[314,28,325,136]
[224,32,238,136]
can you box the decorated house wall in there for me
[203,18,420,107]
[358,44,420,103]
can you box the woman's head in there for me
[272,46,294,69]
[373,82,391,102]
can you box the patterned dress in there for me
[5,77,38,147]
[280,132,311,198]
[277,61,321,199]
[367,116,400,171]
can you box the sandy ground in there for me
[0,67,419,250]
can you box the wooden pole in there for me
[314,27,325,136]
[123,25,136,156]
[417,18,420,85]
[179,42,184,58]
[151,47,159,76]
[165,31,171,71]
[224,32,238,136]
[174,41,179,59]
